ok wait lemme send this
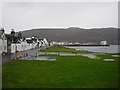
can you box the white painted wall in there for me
[0,39,7,54]
[38,41,42,47]
[100,41,107,45]
[0,39,2,54]
[10,38,50,53]
[2,40,7,53]
[40,38,49,46]
[11,41,39,53]
[43,38,49,46]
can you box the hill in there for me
[21,27,119,45]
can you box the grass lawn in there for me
[3,55,118,88]
[40,45,91,53]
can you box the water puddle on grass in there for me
[36,56,56,61]
[59,53,97,59]
[104,59,115,61]
[60,53,76,56]
[112,55,120,57]
[20,56,56,61]
[79,54,97,59]
[39,52,97,59]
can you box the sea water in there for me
[65,45,119,53]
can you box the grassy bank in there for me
[3,55,118,88]
[40,45,91,53]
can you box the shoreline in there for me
[63,45,110,46]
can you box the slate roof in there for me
[26,39,33,44]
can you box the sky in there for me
[1,0,119,33]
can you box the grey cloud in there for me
[2,2,118,33]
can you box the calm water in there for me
[65,45,119,53]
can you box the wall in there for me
[0,39,2,54]
[11,42,39,53]
[43,38,49,46]
[2,40,7,53]
[2,53,12,64]
[0,39,7,54]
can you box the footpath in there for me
[2,46,47,63]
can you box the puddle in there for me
[20,56,56,61]
[60,53,76,56]
[95,53,107,55]
[59,53,97,59]
[112,55,120,57]
[104,59,115,61]
[80,54,96,59]
[38,52,97,59]
[36,56,56,61]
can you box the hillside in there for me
[21,27,119,45]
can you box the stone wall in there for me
[2,53,12,64]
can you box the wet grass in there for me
[40,45,91,53]
[3,55,118,88]
[39,54,59,56]
[96,53,120,61]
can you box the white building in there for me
[10,37,50,53]
[0,28,7,54]
[0,28,50,54]
[100,41,107,45]
[39,38,49,47]
[10,38,34,53]
[43,38,49,46]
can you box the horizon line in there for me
[4,26,119,34]
[23,26,119,30]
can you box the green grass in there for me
[96,53,120,61]
[3,55,118,88]
[40,45,91,53]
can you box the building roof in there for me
[26,39,33,44]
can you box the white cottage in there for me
[100,41,107,45]
[0,28,7,54]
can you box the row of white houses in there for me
[0,29,49,54]
[10,38,49,53]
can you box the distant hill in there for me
[21,27,119,45]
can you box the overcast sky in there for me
[2,2,118,33]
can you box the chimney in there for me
[0,28,5,35]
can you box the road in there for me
[12,46,47,60]
[1,46,48,63]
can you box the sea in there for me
[65,45,120,53]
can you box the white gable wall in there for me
[2,40,7,53]
[0,39,2,54]
[0,39,7,54]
